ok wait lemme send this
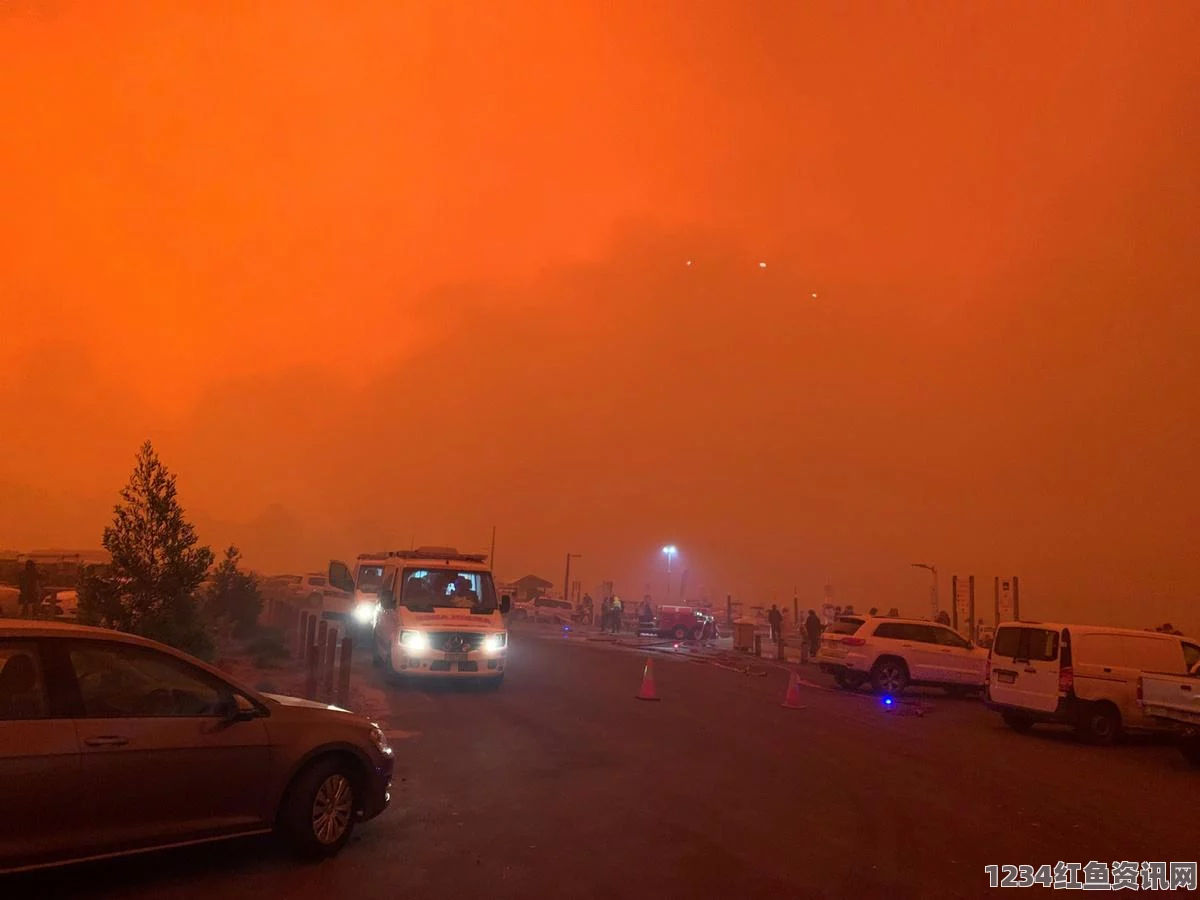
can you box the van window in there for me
[1026,629,1059,662]
[1183,644,1200,672]
[992,627,1022,659]
[1121,635,1187,673]
[991,626,1058,661]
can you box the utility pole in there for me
[564,553,581,603]
[911,563,938,619]
[489,525,496,568]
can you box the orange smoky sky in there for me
[2,2,1198,629]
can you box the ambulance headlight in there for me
[353,602,375,625]
[482,633,507,654]
[400,630,429,652]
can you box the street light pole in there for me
[661,545,677,598]
[564,553,581,604]
[911,563,938,619]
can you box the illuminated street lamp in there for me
[911,563,939,620]
[662,545,678,598]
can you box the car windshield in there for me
[356,564,385,593]
[400,568,498,612]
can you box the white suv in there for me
[816,616,988,695]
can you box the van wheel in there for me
[1179,736,1200,768]
[672,625,688,641]
[1002,712,1034,733]
[871,658,909,695]
[1076,702,1121,746]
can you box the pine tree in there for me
[205,545,263,637]
[78,441,215,658]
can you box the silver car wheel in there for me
[879,665,904,693]
[312,774,353,845]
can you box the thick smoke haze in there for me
[2,3,1198,629]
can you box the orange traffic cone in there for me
[636,657,661,701]
[782,670,806,709]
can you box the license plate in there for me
[444,652,468,663]
[996,671,1016,684]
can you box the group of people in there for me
[764,604,875,657]
[597,595,624,633]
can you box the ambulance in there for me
[330,547,511,688]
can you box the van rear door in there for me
[1120,634,1188,728]
[988,625,1061,712]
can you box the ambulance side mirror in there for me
[500,595,512,615]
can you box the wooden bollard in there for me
[304,644,320,700]
[304,614,317,659]
[336,636,353,709]
[297,611,309,657]
[316,619,328,667]
[323,628,337,698]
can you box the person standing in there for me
[600,596,611,632]
[18,560,40,619]
[610,595,623,634]
[805,609,822,659]
[767,604,783,643]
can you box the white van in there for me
[333,547,511,688]
[987,621,1200,744]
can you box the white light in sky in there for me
[758,261,767,269]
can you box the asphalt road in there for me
[16,630,1198,899]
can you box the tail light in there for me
[1058,665,1074,694]
[842,637,866,647]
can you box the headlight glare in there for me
[483,632,507,653]
[400,630,429,652]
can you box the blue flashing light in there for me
[882,696,894,707]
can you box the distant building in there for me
[0,548,112,589]
[506,574,554,602]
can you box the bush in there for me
[243,631,288,669]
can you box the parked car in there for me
[986,621,1200,744]
[816,616,987,696]
[1138,664,1200,767]
[0,620,394,874]
[531,596,574,624]
[47,589,79,621]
